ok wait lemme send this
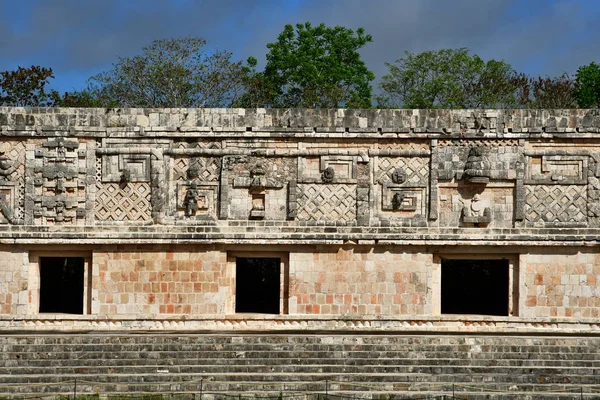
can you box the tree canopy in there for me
[378,48,519,109]
[575,62,600,108]
[243,22,375,108]
[0,66,57,107]
[1,31,600,110]
[86,37,246,108]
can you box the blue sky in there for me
[0,0,599,94]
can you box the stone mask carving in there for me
[321,167,335,183]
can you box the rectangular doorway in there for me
[441,258,509,316]
[39,257,85,314]
[235,257,281,314]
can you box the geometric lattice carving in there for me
[525,185,587,223]
[172,157,220,182]
[95,183,152,222]
[376,157,429,186]
[297,184,356,222]
[376,140,430,151]
[172,139,221,150]
[438,139,519,147]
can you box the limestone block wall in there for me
[94,246,229,315]
[520,249,600,319]
[289,247,432,315]
[0,250,28,314]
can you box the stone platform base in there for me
[2,315,600,335]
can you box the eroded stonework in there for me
[1,108,600,332]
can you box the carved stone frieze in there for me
[176,182,217,219]
[461,194,492,226]
[525,185,587,226]
[222,156,293,220]
[296,183,357,223]
[375,157,429,186]
[463,147,492,184]
[29,137,90,225]
[0,141,25,224]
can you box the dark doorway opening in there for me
[441,259,509,316]
[236,257,280,314]
[39,257,85,314]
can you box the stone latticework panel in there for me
[296,184,356,222]
[376,140,430,151]
[172,139,222,150]
[172,157,220,182]
[525,185,587,224]
[376,157,429,185]
[438,139,519,147]
[95,183,152,222]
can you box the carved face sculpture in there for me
[0,150,11,173]
[322,167,335,183]
[470,194,486,215]
[391,168,406,184]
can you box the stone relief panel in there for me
[375,139,430,151]
[438,183,515,228]
[0,140,25,224]
[437,141,520,181]
[95,145,152,223]
[95,183,152,222]
[221,156,294,220]
[525,185,587,226]
[296,184,357,223]
[373,157,429,223]
[376,157,429,186]
[299,156,358,183]
[170,157,220,220]
[526,155,587,185]
[523,152,590,226]
[95,138,169,223]
[172,157,220,183]
[28,138,92,225]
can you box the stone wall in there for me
[1,108,600,332]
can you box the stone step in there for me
[4,350,600,364]
[4,356,600,369]
[0,371,597,386]
[1,362,600,376]
[1,334,599,346]
[4,343,600,356]
[1,334,600,398]
[0,377,597,399]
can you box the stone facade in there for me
[2,108,600,333]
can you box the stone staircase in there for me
[1,333,600,399]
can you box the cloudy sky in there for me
[1,0,599,94]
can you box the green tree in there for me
[231,57,278,108]
[379,48,518,109]
[88,37,246,108]
[50,89,109,107]
[0,65,56,106]
[575,62,600,108]
[252,22,374,108]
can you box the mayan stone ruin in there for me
[0,107,599,333]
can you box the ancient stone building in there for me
[1,107,600,333]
